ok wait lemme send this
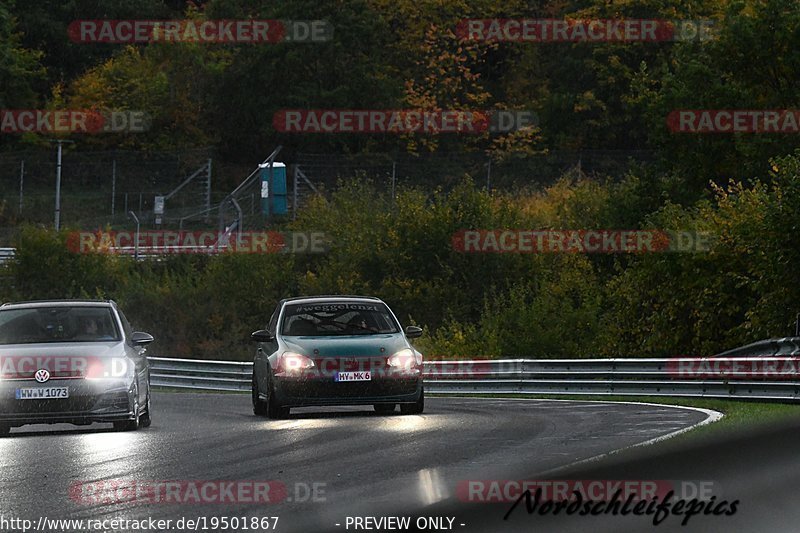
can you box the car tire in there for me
[374,404,396,414]
[267,380,289,420]
[0,424,10,436]
[254,371,288,419]
[139,392,152,428]
[252,373,269,416]
[400,388,424,415]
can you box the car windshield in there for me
[281,302,399,336]
[0,306,121,345]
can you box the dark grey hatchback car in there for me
[0,300,154,435]
[251,296,424,419]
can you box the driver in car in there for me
[83,318,99,336]
[79,317,115,340]
[347,313,370,332]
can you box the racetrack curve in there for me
[0,394,713,533]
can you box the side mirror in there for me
[130,331,154,346]
[251,329,274,342]
[404,325,423,339]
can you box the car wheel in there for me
[252,373,269,416]
[139,392,152,428]
[266,377,289,419]
[0,424,10,436]
[374,404,396,414]
[254,371,288,419]
[400,388,424,415]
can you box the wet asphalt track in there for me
[433,408,800,533]
[0,393,712,533]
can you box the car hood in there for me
[282,334,408,357]
[0,342,127,359]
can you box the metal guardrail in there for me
[149,356,800,401]
[150,357,253,391]
[0,246,219,263]
[0,248,15,265]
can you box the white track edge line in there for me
[433,395,723,476]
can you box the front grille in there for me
[0,390,129,415]
[281,378,419,399]
[3,395,97,414]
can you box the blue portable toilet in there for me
[260,162,287,216]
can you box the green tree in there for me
[0,1,46,150]
[631,0,800,187]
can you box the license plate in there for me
[15,387,69,400]
[334,371,372,382]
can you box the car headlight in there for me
[278,352,315,373]
[387,349,422,369]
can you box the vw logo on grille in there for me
[34,369,50,383]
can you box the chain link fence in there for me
[0,148,219,241]
[0,148,655,243]
[294,150,655,195]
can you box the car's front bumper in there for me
[0,378,136,427]
[273,375,422,407]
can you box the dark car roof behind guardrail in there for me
[714,337,800,357]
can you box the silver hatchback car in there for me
[0,300,153,435]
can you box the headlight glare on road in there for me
[388,349,417,370]
[279,351,315,373]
